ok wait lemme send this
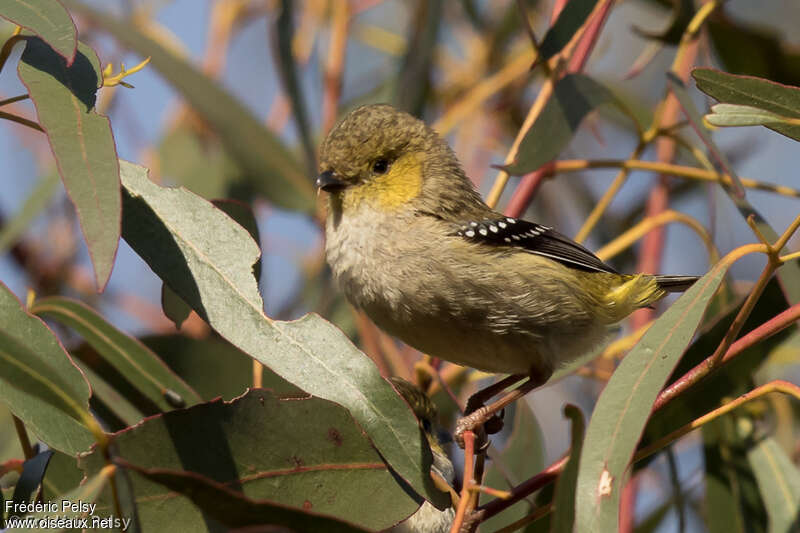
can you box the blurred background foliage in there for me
[1,0,800,532]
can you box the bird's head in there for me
[317,104,484,216]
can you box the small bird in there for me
[317,104,698,432]
[387,378,455,533]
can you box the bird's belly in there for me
[364,303,549,375]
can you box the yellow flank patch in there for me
[343,152,423,210]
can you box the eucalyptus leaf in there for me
[502,74,632,175]
[0,0,77,62]
[62,0,314,212]
[692,68,800,142]
[574,258,729,531]
[0,283,94,455]
[80,390,417,531]
[18,37,120,290]
[118,161,448,509]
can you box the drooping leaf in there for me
[502,74,631,175]
[30,296,201,411]
[80,390,417,532]
[538,0,598,61]
[0,0,77,62]
[118,161,448,509]
[62,0,314,212]
[18,37,120,290]
[9,449,53,516]
[550,405,585,533]
[0,283,94,455]
[8,466,113,530]
[574,258,729,532]
[748,436,800,533]
[692,68,800,142]
[0,170,59,254]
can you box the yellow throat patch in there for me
[342,152,423,210]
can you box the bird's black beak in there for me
[316,170,346,192]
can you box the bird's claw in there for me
[454,406,505,449]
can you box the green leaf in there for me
[73,358,145,428]
[0,0,77,62]
[18,37,120,290]
[692,68,800,142]
[538,0,598,61]
[574,259,729,532]
[118,161,448,509]
[159,285,191,330]
[62,0,315,213]
[81,390,415,532]
[0,283,94,455]
[481,401,544,532]
[674,72,800,305]
[0,170,59,254]
[640,279,791,459]
[705,103,798,127]
[550,405,585,533]
[30,296,202,412]
[41,451,83,500]
[141,334,303,401]
[502,74,629,175]
[160,199,262,330]
[748,436,800,533]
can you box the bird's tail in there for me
[654,275,700,293]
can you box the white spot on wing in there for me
[465,230,475,237]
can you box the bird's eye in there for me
[372,158,390,174]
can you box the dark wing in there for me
[452,216,618,274]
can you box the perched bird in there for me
[387,378,455,533]
[317,104,698,431]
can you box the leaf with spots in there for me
[79,389,419,531]
[574,257,729,531]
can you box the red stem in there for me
[503,0,613,217]
[654,300,800,411]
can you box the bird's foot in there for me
[454,406,505,449]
